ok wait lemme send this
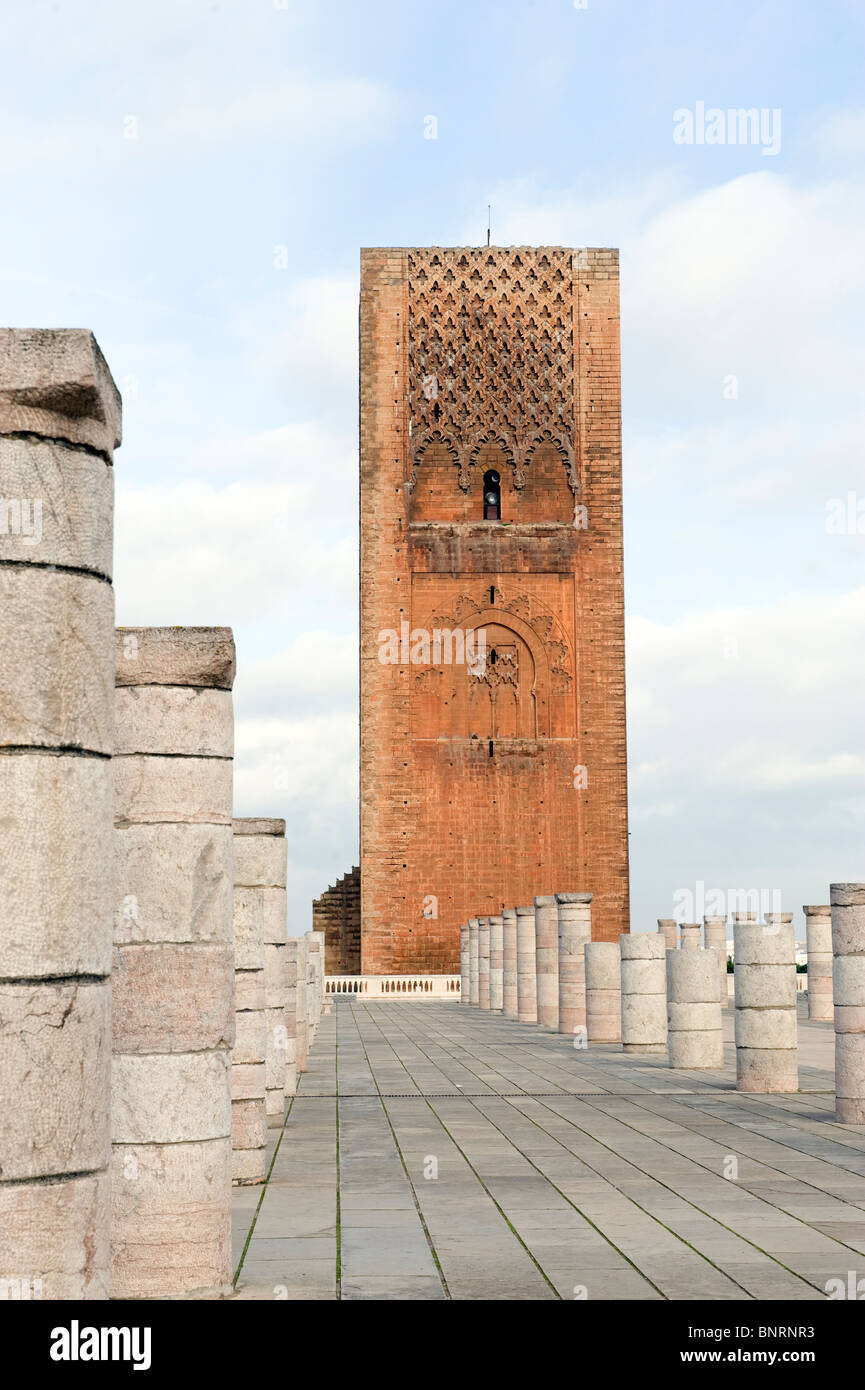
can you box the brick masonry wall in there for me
[359,246,629,974]
[313,866,361,974]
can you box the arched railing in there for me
[325,975,461,999]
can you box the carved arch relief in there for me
[412,608,552,741]
[406,429,460,494]
[523,428,579,494]
[409,427,578,502]
[464,611,550,740]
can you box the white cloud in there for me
[235,631,358,720]
[231,274,359,419]
[234,711,357,812]
[814,108,865,155]
[114,420,357,630]
[627,587,865,924]
[0,76,396,175]
[233,639,360,932]
[472,168,865,423]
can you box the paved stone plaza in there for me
[231,996,864,1301]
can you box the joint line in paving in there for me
[368,1005,667,1298]
[351,1004,451,1300]
[359,1002,564,1299]
[606,1088,865,1231]
[514,1091,822,1296]
[233,1092,297,1286]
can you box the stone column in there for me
[0,330,119,1300]
[516,905,538,1023]
[489,914,504,1013]
[305,932,317,1049]
[230,830,267,1187]
[703,916,729,1008]
[733,913,797,1093]
[585,941,621,1043]
[680,923,701,951]
[667,949,724,1068]
[233,819,287,1127]
[831,884,865,1123]
[478,917,491,1010]
[112,626,235,1298]
[620,933,666,1053]
[460,925,470,1004]
[284,940,298,1098]
[556,893,592,1036]
[657,918,678,951]
[803,905,833,1023]
[468,918,479,1006]
[295,936,309,1074]
[312,930,325,1029]
[502,909,519,1018]
[308,930,325,1045]
[534,895,560,1030]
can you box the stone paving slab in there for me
[230,996,861,1301]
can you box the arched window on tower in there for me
[483,469,501,521]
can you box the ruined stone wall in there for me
[313,866,361,974]
[359,246,629,974]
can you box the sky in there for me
[3,0,863,938]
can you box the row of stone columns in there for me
[460,893,593,1036]
[231,818,296,1186]
[460,883,865,1143]
[0,328,327,1300]
[659,906,839,1025]
[585,932,726,1069]
[458,890,865,1113]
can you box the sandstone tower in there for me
[356,245,628,974]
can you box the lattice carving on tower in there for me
[407,247,577,492]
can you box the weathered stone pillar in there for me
[460,924,470,1004]
[502,909,518,1018]
[231,828,267,1187]
[306,929,323,1054]
[556,893,592,1036]
[585,941,621,1043]
[667,949,724,1068]
[112,626,235,1298]
[657,918,677,951]
[468,918,480,1006]
[295,936,309,1073]
[620,933,666,1053]
[516,905,537,1023]
[310,930,325,1034]
[489,915,504,1013]
[803,904,833,1023]
[305,932,318,1048]
[265,933,286,1119]
[734,914,797,1093]
[680,922,701,951]
[831,884,865,1123]
[305,932,315,1047]
[478,917,491,1010]
[0,330,119,1300]
[703,916,729,1008]
[534,895,560,1030]
[284,939,298,1098]
[233,820,287,1126]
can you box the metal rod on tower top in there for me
[487,206,491,246]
